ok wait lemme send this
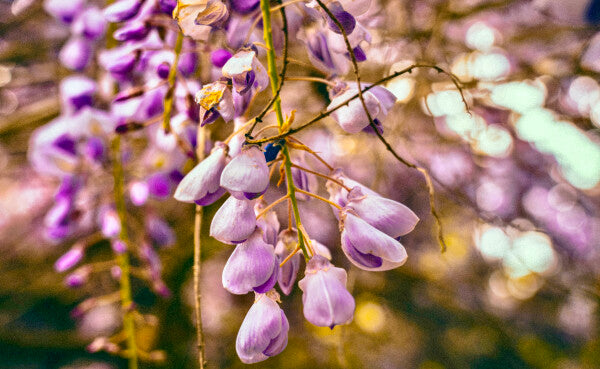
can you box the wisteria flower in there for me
[195,81,235,125]
[209,196,256,244]
[339,210,408,271]
[345,186,419,238]
[298,255,355,328]
[175,0,229,41]
[327,84,396,133]
[220,145,269,200]
[275,229,300,295]
[174,142,228,205]
[236,291,289,364]
[222,229,278,294]
[222,49,269,94]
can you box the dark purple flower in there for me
[43,0,85,23]
[220,145,269,200]
[53,134,77,156]
[298,255,355,328]
[222,50,269,94]
[146,216,175,247]
[84,136,105,162]
[98,48,138,78]
[236,291,289,363]
[158,0,176,14]
[210,196,256,244]
[103,0,142,22]
[222,229,278,294]
[326,2,356,35]
[114,21,149,41]
[157,62,171,79]
[147,172,171,198]
[230,0,260,14]
[210,49,232,68]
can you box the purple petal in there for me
[222,230,277,294]
[209,196,256,244]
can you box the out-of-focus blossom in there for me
[328,84,396,133]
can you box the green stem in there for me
[162,32,184,133]
[259,0,309,261]
[111,136,139,369]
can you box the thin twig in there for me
[295,188,343,210]
[193,125,207,369]
[255,195,290,219]
[245,63,467,144]
[246,0,290,138]
[315,0,449,252]
[291,163,351,191]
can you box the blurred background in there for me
[1,0,600,368]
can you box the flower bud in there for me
[59,37,92,71]
[222,229,278,294]
[236,291,289,364]
[55,244,84,272]
[298,255,355,328]
[129,181,149,206]
[275,229,300,295]
[210,196,256,244]
[210,49,232,68]
[255,199,280,246]
[72,7,107,40]
[220,145,269,200]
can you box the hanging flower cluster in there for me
[30,0,451,364]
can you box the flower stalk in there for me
[110,136,138,369]
[259,0,309,261]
